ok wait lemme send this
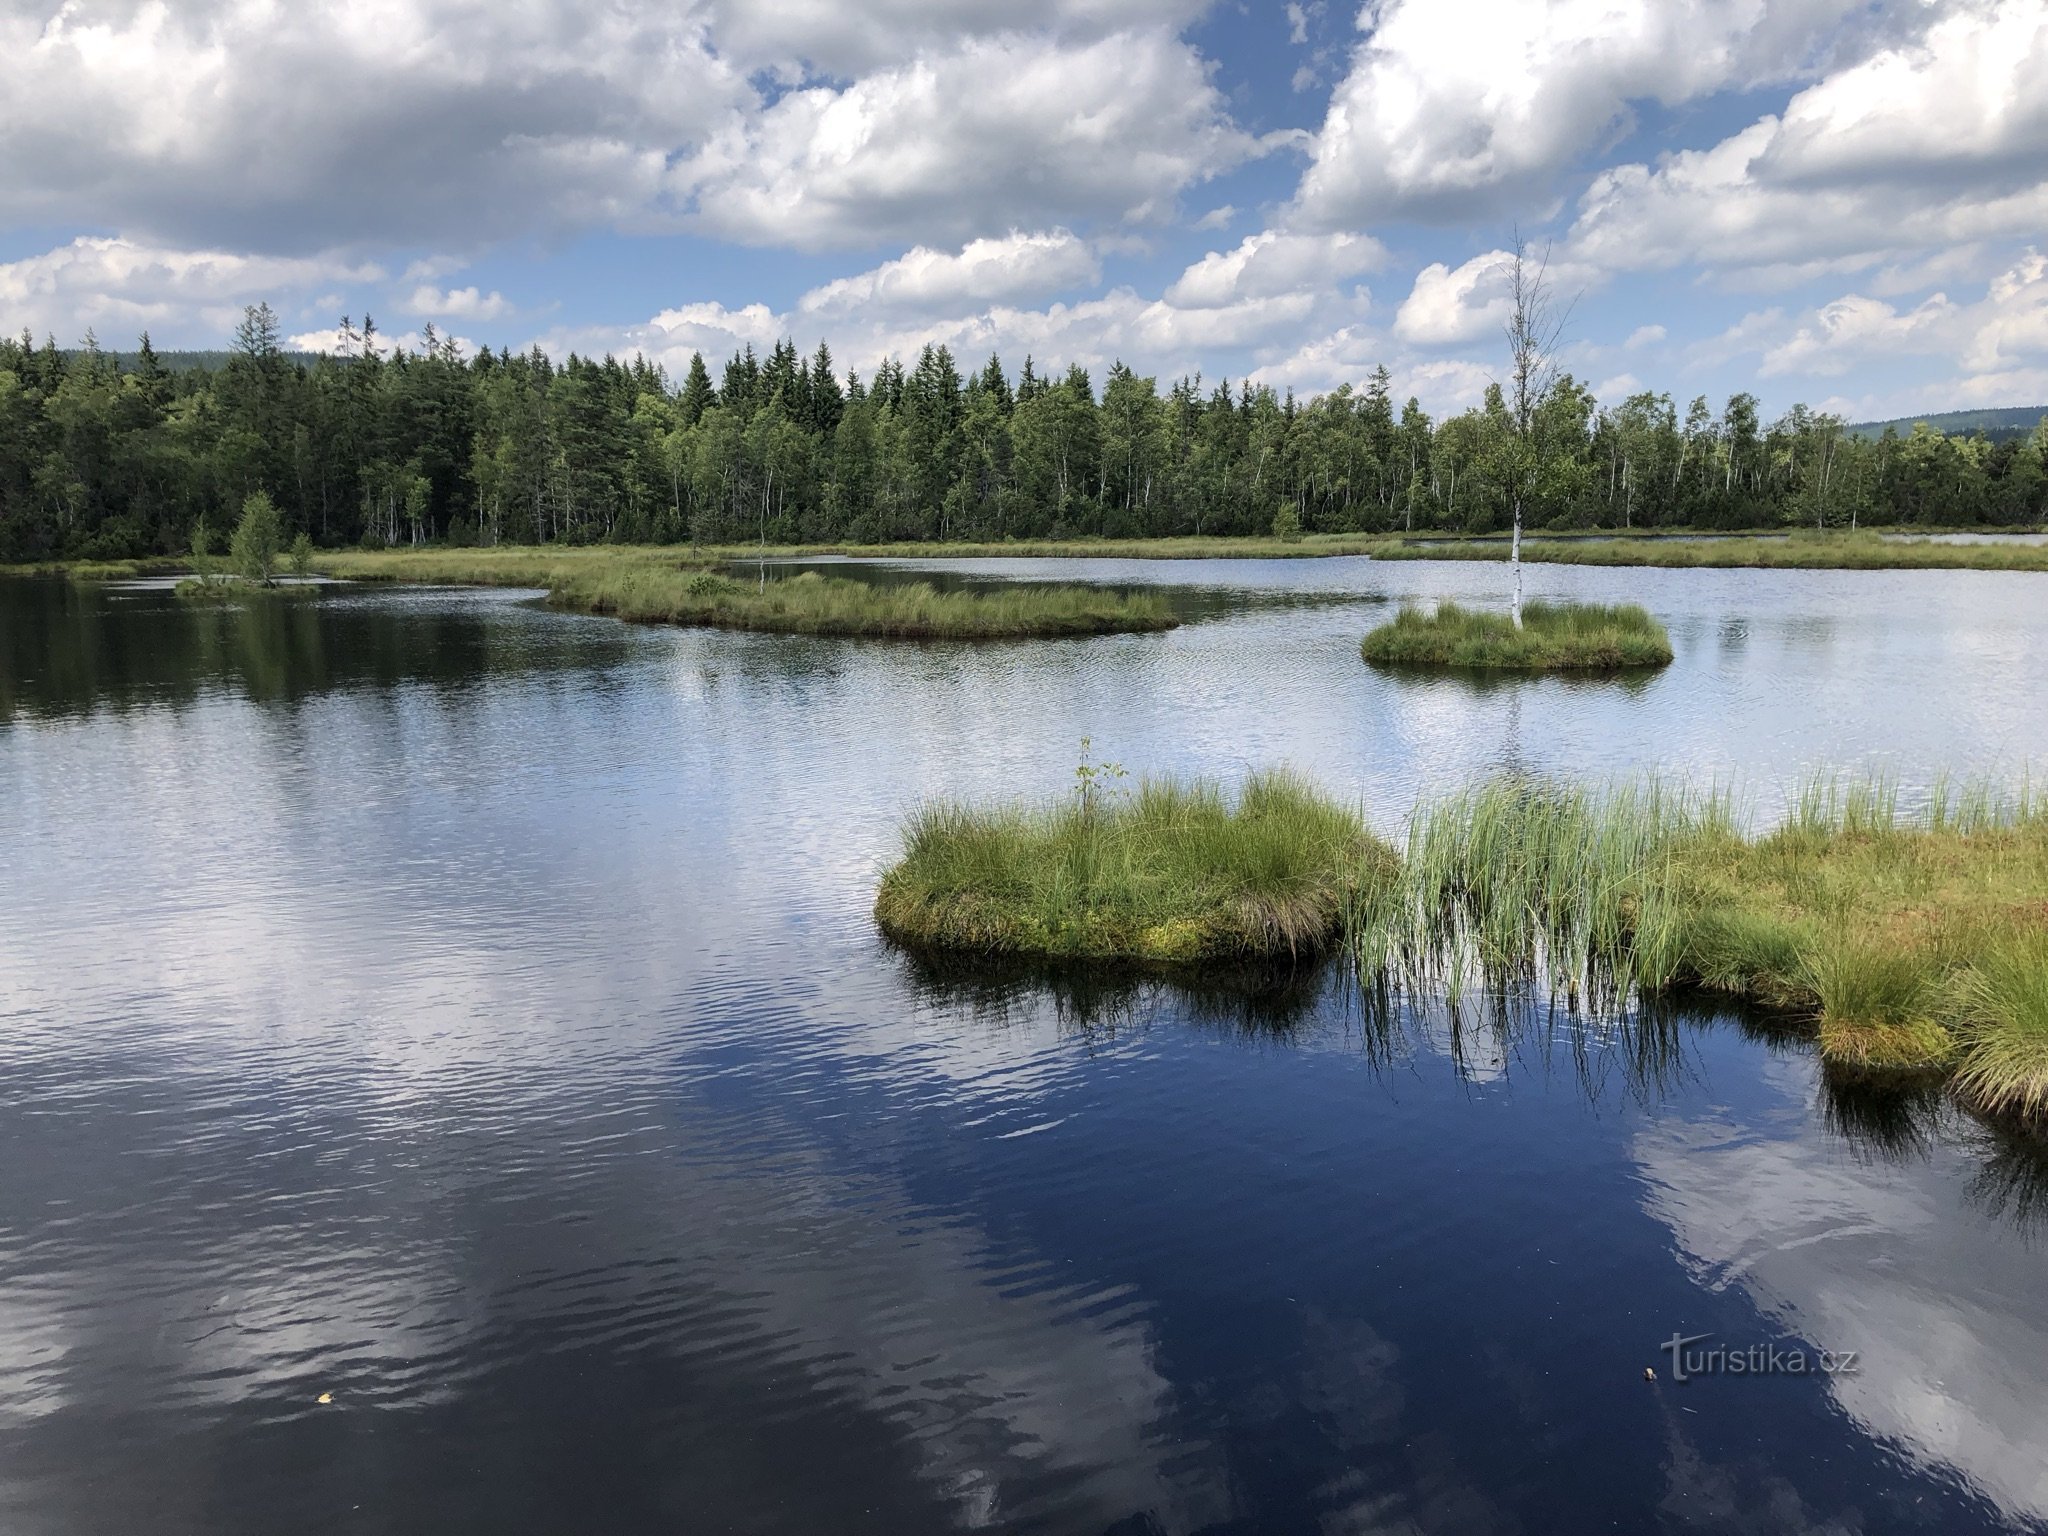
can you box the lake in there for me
[4,558,2047,1535]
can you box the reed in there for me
[1349,771,2048,1091]
[1360,599,1674,672]
[876,769,1393,963]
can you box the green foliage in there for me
[1271,502,1303,541]
[1360,599,1673,671]
[876,769,1390,963]
[230,491,283,583]
[288,532,313,578]
[3,307,2042,564]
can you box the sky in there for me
[2,0,2045,422]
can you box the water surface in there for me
[4,560,2047,1535]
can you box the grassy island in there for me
[314,548,1176,639]
[555,567,1175,639]
[1361,599,1673,672]
[174,576,322,603]
[882,767,2048,1118]
[876,769,1391,963]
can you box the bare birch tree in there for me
[1499,234,1571,627]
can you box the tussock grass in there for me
[1361,599,1674,672]
[1371,531,2048,573]
[1953,936,2048,1118]
[875,770,1392,963]
[315,547,1175,638]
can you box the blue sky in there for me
[3,0,2045,421]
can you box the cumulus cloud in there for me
[1697,250,2048,388]
[1163,230,1385,308]
[0,236,382,344]
[796,231,1101,316]
[0,0,744,254]
[1569,3,2048,279]
[537,223,1391,389]
[407,285,514,322]
[1291,0,1870,227]
[671,29,1264,249]
[1392,247,1597,347]
[701,0,1212,75]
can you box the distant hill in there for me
[1849,406,2047,443]
[57,348,321,374]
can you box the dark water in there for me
[4,561,2048,1535]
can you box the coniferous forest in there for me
[3,303,2045,562]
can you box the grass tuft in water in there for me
[876,768,1393,964]
[1360,599,1673,672]
[1952,935,2048,1119]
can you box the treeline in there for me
[3,304,2045,560]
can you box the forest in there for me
[3,303,2045,561]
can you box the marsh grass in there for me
[879,763,2048,1109]
[556,567,1176,639]
[1371,531,2048,573]
[315,547,1175,638]
[1360,600,1674,672]
[875,770,1392,963]
[1953,935,2048,1118]
[1348,771,2048,1104]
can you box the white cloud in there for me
[1291,0,1869,227]
[0,1,746,254]
[672,29,1264,249]
[0,236,381,344]
[545,229,1384,389]
[407,285,514,322]
[701,0,1211,75]
[1392,247,1597,348]
[1624,324,1665,349]
[796,231,1101,316]
[1761,292,1964,378]
[1163,229,1385,308]
[1698,250,2048,391]
[1569,3,2048,279]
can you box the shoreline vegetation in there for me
[6,317,2045,568]
[12,525,2048,582]
[1361,599,1673,671]
[311,547,1177,639]
[880,768,2048,1123]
